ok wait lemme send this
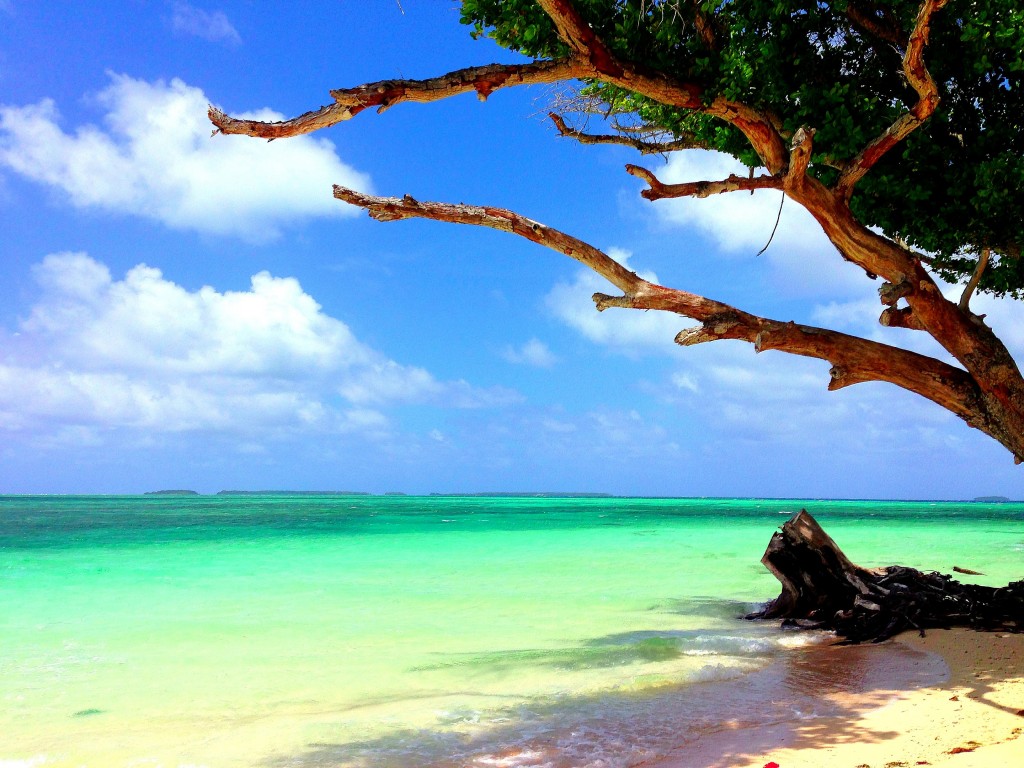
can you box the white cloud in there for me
[650,150,869,298]
[0,74,369,240]
[171,2,241,46]
[502,338,558,367]
[0,253,516,441]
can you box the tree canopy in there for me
[209,0,1024,464]
[464,0,1024,296]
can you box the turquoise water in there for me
[1,495,1021,767]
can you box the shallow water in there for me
[0,495,1020,767]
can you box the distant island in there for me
[429,492,615,498]
[973,495,1013,503]
[144,490,200,496]
[216,490,371,496]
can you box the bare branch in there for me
[333,187,643,295]
[835,0,949,196]
[959,247,990,311]
[333,186,989,433]
[549,112,706,154]
[209,60,581,139]
[626,164,782,200]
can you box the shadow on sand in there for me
[256,617,969,768]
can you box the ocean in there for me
[1,495,1021,768]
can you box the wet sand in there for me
[652,628,1024,768]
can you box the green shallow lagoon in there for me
[1,495,1021,767]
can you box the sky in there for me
[0,1,1022,499]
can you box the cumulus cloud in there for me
[0,74,369,240]
[170,2,241,46]
[502,338,558,367]
[0,253,516,440]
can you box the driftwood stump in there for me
[748,510,1024,643]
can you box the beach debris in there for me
[953,565,985,575]
[748,510,1024,643]
[947,740,981,754]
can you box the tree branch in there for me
[689,0,722,50]
[208,60,581,139]
[835,0,949,196]
[845,2,908,47]
[626,164,782,200]
[333,186,991,434]
[549,113,706,154]
[535,0,789,173]
[332,187,642,295]
[534,0,624,76]
[208,1,787,172]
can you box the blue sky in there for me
[1,1,1022,498]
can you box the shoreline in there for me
[651,628,1024,768]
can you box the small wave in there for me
[472,748,548,766]
[0,757,52,768]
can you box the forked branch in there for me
[835,0,948,195]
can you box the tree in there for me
[208,0,1024,464]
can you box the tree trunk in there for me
[748,510,1024,643]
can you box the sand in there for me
[651,628,1024,768]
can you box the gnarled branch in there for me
[333,187,642,295]
[333,186,994,438]
[209,60,581,139]
[549,113,706,154]
[835,0,948,196]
